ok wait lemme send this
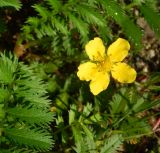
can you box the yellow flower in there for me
[77,37,137,95]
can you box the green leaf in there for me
[110,89,127,115]
[135,99,160,113]
[68,13,89,40]
[76,3,106,27]
[121,117,151,139]
[0,88,10,103]
[72,125,87,153]
[81,123,96,153]
[26,17,39,28]
[148,85,160,91]
[33,5,49,20]
[101,0,143,51]
[7,106,53,125]
[51,18,69,35]
[140,3,160,39]
[69,104,77,125]
[15,64,51,108]
[0,148,38,153]
[100,134,123,153]
[5,127,53,151]
[0,0,22,10]
[45,0,62,12]
[0,53,18,84]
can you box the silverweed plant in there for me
[0,0,160,153]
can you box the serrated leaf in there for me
[101,0,143,51]
[68,13,89,38]
[45,0,62,12]
[100,134,123,153]
[33,5,49,20]
[0,88,10,103]
[81,123,96,153]
[0,147,38,153]
[5,127,53,151]
[0,0,22,10]
[52,18,69,35]
[76,3,106,27]
[140,3,160,39]
[0,53,18,84]
[7,106,53,125]
[121,117,151,139]
[69,104,77,125]
[72,125,87,153]
[26,17,39,27]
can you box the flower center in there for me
[97,56,112,72]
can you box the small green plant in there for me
[17,0,160,56]
[0,53,54,152]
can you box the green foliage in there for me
[21,0,110,55]
[0,148,37,153]
[5,127,52,151]
[19,0,160,56]
[100,134,123,153]
[144,72,160,91]
[140,3,160,38]
[0,54,54,152]
[0,0,160,152]
[7,106,53,125]
[0,0,22,10]
[56,104,97,152]
[100,0,143,50]
[109,88,154,141]
[60,86,158,152]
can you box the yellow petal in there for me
[90,72,110,95]
[77,62,98,81]
[111,62,136,83]
[85,37,105,61]
[107,38,130,62]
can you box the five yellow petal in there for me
[77,62,98,81]
[85,37,105,61]
[90,72,110,95]
[107,38,130,62]
[77,37,136,95]
[111,63,137,83]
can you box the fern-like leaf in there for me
[0,88,9,103]
[32,5,49,21]
[81,123,96,153]
[101,0,143,51]
[7,106,53,125]
[0,148,37,153]
[4,127,53,151]
[0,0,22,10]
[140,3,160,38]
[51,18,69,35]
[72,125,88,153]
[68,13,89,40]
[0,53,18,84]
[100,134,123,153]
[14,64,51,108]
[45,0,62,12]
[121,117,151,139]
[76,3,106,27]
